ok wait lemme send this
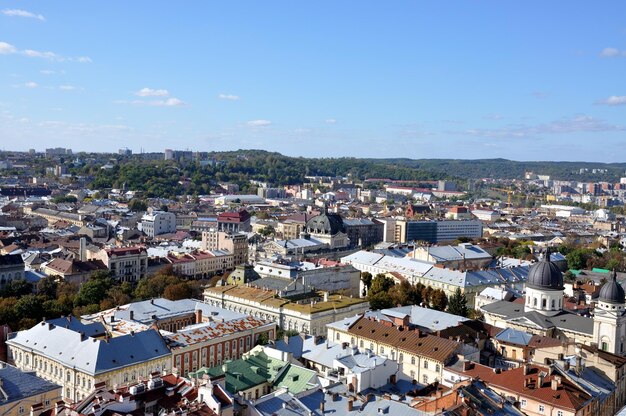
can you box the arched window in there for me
[66,371,71,382]
[542,299,547,308]
[551,299,555,309]
[399,353,404,363]
[533,298,537,306]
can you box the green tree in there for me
[361,272,373,291]
[128,199,148,212]
[430,289,448,311]
[259,225,275,237]
[37,276,59,300]
[2,279,33,297]
[566,248,594,270]
[163,282,193,301]
[134,272,181,299]
[74,271,114,307]
[15,295,44,321]
[0,297,18,326]
[447,288,469,317]
[256,332,270,345]
[369,274,395,296]
[368,291,394,310]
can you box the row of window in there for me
[346,336,440,372]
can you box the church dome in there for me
[305,206,344,235]
[599,271,625,304]
[527,250,563,290]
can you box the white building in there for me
[140,210,176,237]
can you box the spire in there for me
[612,269,618,282]
[544,246,551,262]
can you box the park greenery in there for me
[0,265,207,330]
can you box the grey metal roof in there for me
[481,301,594,335]
[46,316,106,338]
[299,390,427,416]
[113,298,245,324]
[494,328,533,346]
[0,362,60,406]
[527,259,563,290]
[7,322,170,375]
[255,391,312,416]
[372,306,469,332]
[426,244,491,262]
[598,271,626,304]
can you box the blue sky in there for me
[1,1,625,161]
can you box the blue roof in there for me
[494,327,533,346]
[0,362,60,406]
[46,316,106,338]
[7,323,170,375]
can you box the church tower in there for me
[524,248,564,315]
[593,270,626,354]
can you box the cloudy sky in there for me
[1,1,625,161]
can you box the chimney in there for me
[320,400,325,413]
[551,376,561,391]
[54,401,64,416]
[195,309,202,324]
[129,310,134,320]
[523,364,531,375]
[563,361,570,371]
[79,237,86,262]
[575,355,583,374]
[332,393,338,402]
[537,372,545,388]
[463,361,473,371]
[348,399,354,412]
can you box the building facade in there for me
[140,210,176,237]
[7,323,170,402]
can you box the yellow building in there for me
[7,322,170,402]
[0,362,62,416]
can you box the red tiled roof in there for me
[347,316,459,363]
[107,246,146,256]
[450,363,591,411]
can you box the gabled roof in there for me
[346,316,459,362]
[448,363,592,411]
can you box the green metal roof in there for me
[273,364,318,394]
[190,350,287,393]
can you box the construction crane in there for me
[491,187,514,207]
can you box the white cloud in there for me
[154,98,185,107]
[325,118,337,124]
[59,85,77,91]
[40,69,55,75]
[135,87,170,97]
[460,115,625,139]
[2,9,45,21]
[0,41,17,54]
[0,40,91,62]
[22,49,60,60]
[601,47,621,57]
[247,119,271,127]
[24,81,38,88]
[116,97,186,107]
[218,93,240,100]
[598,95,626,106]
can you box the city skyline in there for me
[1,1,626,161]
